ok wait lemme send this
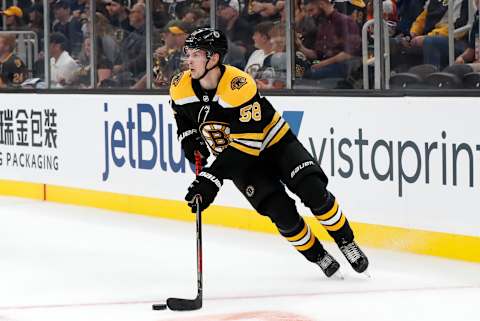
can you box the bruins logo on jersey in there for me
[172,72,183,87]
[200,121,231,155]
[230,76,247,90]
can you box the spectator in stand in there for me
[217,0,253,58]
[295,0,318,50]
[113,2,146,80]
[421,0,469,69]
[71,0,88,18]
[105,0,134,33]
[27,4,44,51]
[335,0,367,30]
[152,19,192,86]
[1,6,27,30]
[455,9,479,71]
[0,34,27,88]
[95,12,121,65]
[166,0,196,20]
[152,1,170,29]
[199,0,210,16]
[298,0,361,80]
[409,0,465,42]
[76,37,114,87]
[255,23,311,88]
[395,0,425,37]
[390,0,468,71]
[52,0,84,57]
[49,32,79,88]
[244,21,274,78]
[275,0,306,25]
[245,0,281,24]
[366,0,398,23]
[181,7,208,28]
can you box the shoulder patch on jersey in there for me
[172,71,183,87]
[230,76,247,90]
[216,66,257,108]
[170,70,200,105]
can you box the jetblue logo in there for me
[102,103,194,181]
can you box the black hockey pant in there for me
[232,137,354,263]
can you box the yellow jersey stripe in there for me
[323,214,346,232]
[230,142,261,156]
[230,132,264,140]
[315,200,339,221]
[286,223,308,242]
[266,122,290,148]
[229,112,282,144]
[262,112,281,137]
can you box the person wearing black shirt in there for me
[0,34,27,87]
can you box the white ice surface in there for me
[0,197,479,321]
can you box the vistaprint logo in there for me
[282,111,480,198]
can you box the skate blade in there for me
[361,269,371,278]
[331,269,344,280]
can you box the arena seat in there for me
[389,64,438,89]
[425,64,473,89]
[463,72,480,89]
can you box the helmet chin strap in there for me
[197,52,220,81]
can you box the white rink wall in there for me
[0,94,479,238]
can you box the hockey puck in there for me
[152,303,167,310]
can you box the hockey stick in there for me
[152,151,203,311]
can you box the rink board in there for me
[0,94,479,262]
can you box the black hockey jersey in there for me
[170,64,292,178]
[0,53,27,87]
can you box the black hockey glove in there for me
[185,170,222,213]
[179,129,210,165]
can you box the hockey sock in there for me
[313,197,354,244]
[278,217,325,262]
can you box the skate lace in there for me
[318,253,333,270]
[340,242,361,263]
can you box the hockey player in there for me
[170,28,369,277]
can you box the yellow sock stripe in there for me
[295,233,316,251]
[323,214,346,231]
[229,141,261,156]
[266,122,290,148]
[315,200,339,221]
[285,222,307,242]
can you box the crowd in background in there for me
[0,0,478,89]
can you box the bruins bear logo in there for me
[199,121,231,155]
[171,72,183,87]
[231,76,247,90]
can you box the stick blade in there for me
[166,297,202,311]
[152,303,167,310]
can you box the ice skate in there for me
[338,239,369,274]
[316,251,342,278]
